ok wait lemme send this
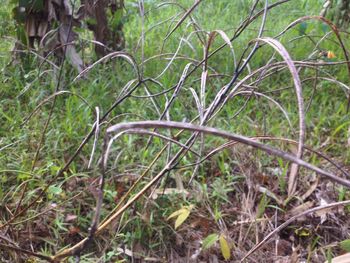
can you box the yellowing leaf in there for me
[174,209,190,229]
[167,208,187,220]
[167,205,194,230]
[327,51,336,59]
[295,227,310,237]
[219,234,231,260]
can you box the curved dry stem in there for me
[105,129,200,163]
[88,107,100,169]
[12,49,59,70]
[107,121,350,188]
[164,0,203,42]
[254,37,305,196]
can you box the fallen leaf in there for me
[167,205,194,230]
[219,234,231,260]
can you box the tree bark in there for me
[83,0,125,57]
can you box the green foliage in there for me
[202,233,219,250]
[340,239,350,252]
[257,194,270,218]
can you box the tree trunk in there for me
[12,0,125,70]
[83,0,125,57]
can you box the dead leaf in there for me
[65,214,77,222]
[288,163,299,197]
[315,198,333,224]
[68,226,80,235]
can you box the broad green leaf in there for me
[86,17,97,27]
[340,239,350,252]
[219,234,231,260]
[202,233,219,250]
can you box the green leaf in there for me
[302,0,307,9]
[48,185,62,195]
[320,23,329,34]
[219,234,231,260]
[202,233,219,250]
[86,17,97,27]
[257,194,269,218]
[326,247,332,263]
[340,239,350,252]
[110,9,123,30]
[298,22,308,36]
[17,171,31,181]
[16,25,28,45]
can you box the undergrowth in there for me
[1,0,350,262]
